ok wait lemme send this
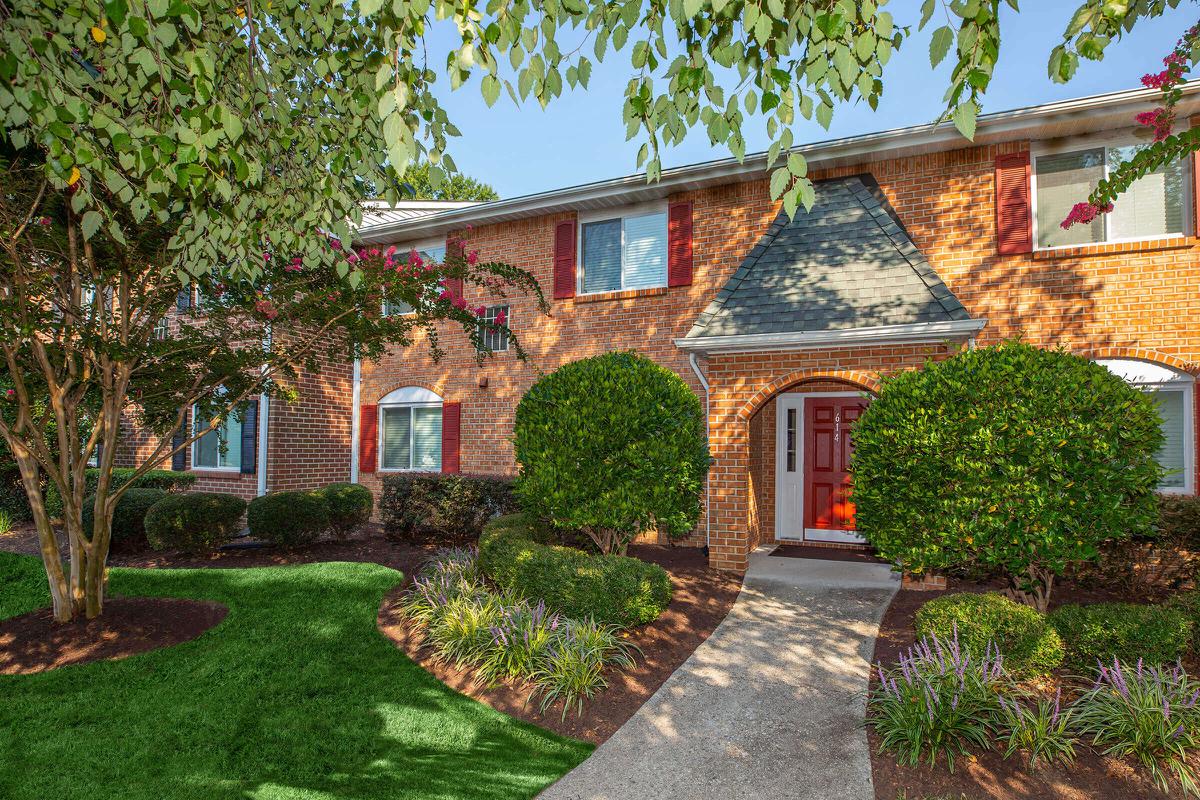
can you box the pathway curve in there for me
[539,549,900,800]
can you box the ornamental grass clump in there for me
[996,688,1077,769]
[868,626,1006,771]
[403,548,640,716]
[1074,658,1200,796]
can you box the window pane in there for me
[582,219,622,293]
[223,415,242,469]
[1108,146,1185,241]
[623,212,667,289]
[412,407,442,471]
[479,305,509,352]
[420,245,447,263]
[195,420,220,468]
[381,407,412,470]
[1153,389,1187,489]
[1036,149,1104,248]
[383,299,414,316]
[193,411,242,469]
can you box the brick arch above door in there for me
[737,368,881,422]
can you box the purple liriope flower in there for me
[1163,698,1171,720]
[1052,687,1061,725]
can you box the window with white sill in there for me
[383,242,447,316]
[1098,359,1196,494]
[579,208,668,294]
[192,405,245,471]
[478,305,510,352]
[1034,143,1188,249]
[378,387,443,471]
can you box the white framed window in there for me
[478,305,510,352]
[383,240,448,317]
[1033,136,1189,250]
[1098,359,1195,494]
[192,405,244,471]
[152,317,169,340]
[378,386,442,472]
[578,204,668,294]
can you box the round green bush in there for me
[144,492,247,553]
[852,342,1164,611]
[513,350,709,554]
[915,592,1065,676]
[323,483,373,537]
[248,490,330,547]
[81,487,168,545]
[1049,602,1194,670]
[478,513,672,627]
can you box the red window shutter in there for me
[359,404,378,474]
[1192,120,1200,235]
[552,219,576,300]
[444,276,464,298]
[444,235,465,299]
[667,201,694,287]
[994,152,1033,255]
[441,402,461,474]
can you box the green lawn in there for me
[0,552,591,799]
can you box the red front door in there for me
[803,397,867,531]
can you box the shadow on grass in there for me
[0,553,591,800]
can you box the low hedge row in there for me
[1049,601,1194,670]
[145,492,247,553]
[247,483,373,546]
[381,474,515,541]
[477,513,672,627]
[46,468,196,518]
[81,488,168,545]
[915,592,1065,676]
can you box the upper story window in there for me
[1034,140,1188,249]
[579,205,668,294]
[1098,359,1195,494]
[192,404,245,471]
[478,305,510,352]
[384,240,447,316]
[378,386,442,472]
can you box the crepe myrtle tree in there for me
[1,1,1196,266]
[0,144,542,622]
[850,342,1164,613]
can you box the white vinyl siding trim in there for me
[577,204,668,294]
[379,403,442,472]
[191,406,244,471]
[1031,135,1189,251]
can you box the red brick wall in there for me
[266,347,353,492]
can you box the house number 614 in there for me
[834,410,841,443]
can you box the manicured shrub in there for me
[403,548,639,717]
[868,628,1005,770]
[323,482,373,537]
[144,492,246,553]
[915,593,1064,676]
[1073,659,1200,795]
[380,474,515,541]
[247,490,330,547]
[478,513,672,627]
[996,689,1077,769]
[0,461,32,522]
[513,350,709,554]
[852,341,1164,611]
[81,488,168,546]
[45,467,197,518]
[1168,590,1200,654]
[1049,602,1193,670]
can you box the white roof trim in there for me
[357,83,1200,243]
[379,386,443,404]
[674,319,987,354]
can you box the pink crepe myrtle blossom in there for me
[1061,201,1113,230]
[1135,108,1174,142]
[495,311,507,326]
[5,389,14,399]
[408,249,423,268]
[330,238,343,250]
[385,245,397,258]
[473,305,486,317]
[467,250,479,265]
[255,299,279,320]
[438,289,453,301]
[452,295,468,310]
[36,216,51,226]
[284,263,303,273]
[346,252,359,264]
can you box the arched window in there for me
[1098,359,1195,494]
[378,386,442,472]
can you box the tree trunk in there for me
[1008,566,1054,614]
[11,451,73,621]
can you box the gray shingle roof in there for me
[686,175,972,340]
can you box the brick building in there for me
[128,86,1200,572]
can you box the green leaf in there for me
[80,210,103,241]
[952,100,978,141]
[768,166,790,200]
[930,25,954,67]
[358,0,385,15]
[481,74,501,106]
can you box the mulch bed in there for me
[378,543,743,744]
[769,543,886,564]
[1,523,741,745]
[869,575,1189,800]
[0,597,228,675]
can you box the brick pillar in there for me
[707,391,752,573]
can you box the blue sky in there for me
[427,2,1195,199]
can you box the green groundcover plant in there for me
[1049,602,1193,671]
[915,593,1065,677]
[852,341,1164,612]
[0,551,589,800]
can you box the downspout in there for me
[688,353,712,556]
[350,358,361,483]
[257,326,272,497]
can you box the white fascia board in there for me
[674,319,988,354]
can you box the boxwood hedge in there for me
[477,513,672,627]
[1050,601,1193,670]
[915,592,1065,676]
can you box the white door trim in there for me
[774,391,867,544]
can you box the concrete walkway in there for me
[539,548,900,800]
